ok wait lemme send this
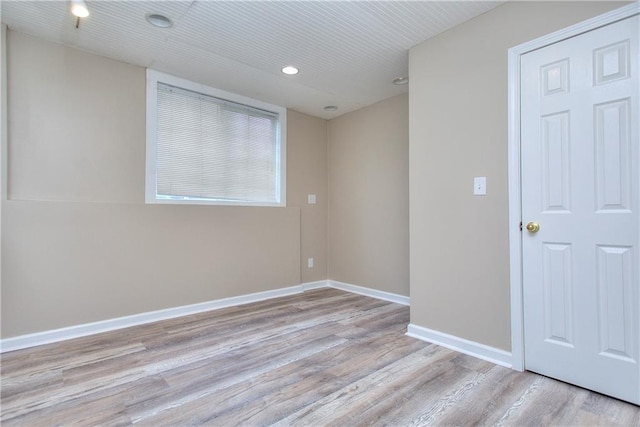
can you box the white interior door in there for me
[521,15,639,404]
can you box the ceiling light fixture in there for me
[392,76,409,85]
[71,0,89,18]
[323,106,338,112]
[146,13,173,28]
[281,66,299,75]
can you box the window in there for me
[146,70,286,206]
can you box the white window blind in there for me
[149,78,284,205]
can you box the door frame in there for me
[507,3,639,371]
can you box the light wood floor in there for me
[1,288,639,426]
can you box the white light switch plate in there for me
[307,258,314,268]
[474,177,487,196]
[308,194,316,204]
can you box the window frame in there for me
[145,69,287,207]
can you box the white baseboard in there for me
[0,280,409,353]
[0,280,410,353]
[0,285,304,353]
[328,280,410,306]
[5,282,513,370]
[303,279,410,306]
[406,323,512,368]
[301,280,329,291]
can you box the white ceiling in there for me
[1,1,502,119]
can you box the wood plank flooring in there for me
[1,288,639,426]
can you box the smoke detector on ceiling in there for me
[146,13,173,28]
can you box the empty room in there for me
[1,0,639,425]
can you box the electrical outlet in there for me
[474,177,487,196]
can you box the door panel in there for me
[596,245,634,360]
[541,112,570,212]
[595,99,631,212]
[521,15,639,404]
[542,243,574,347]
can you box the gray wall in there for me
[2,31,328,337]
[409,1,628,351]
[328,94,409,296]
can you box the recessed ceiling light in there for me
[281,66,299,75]
[146,13,173,28]
[71,0,89,18]
[392,76,409,85]
[323,106,338,112]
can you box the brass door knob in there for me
[526,222,540,233]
